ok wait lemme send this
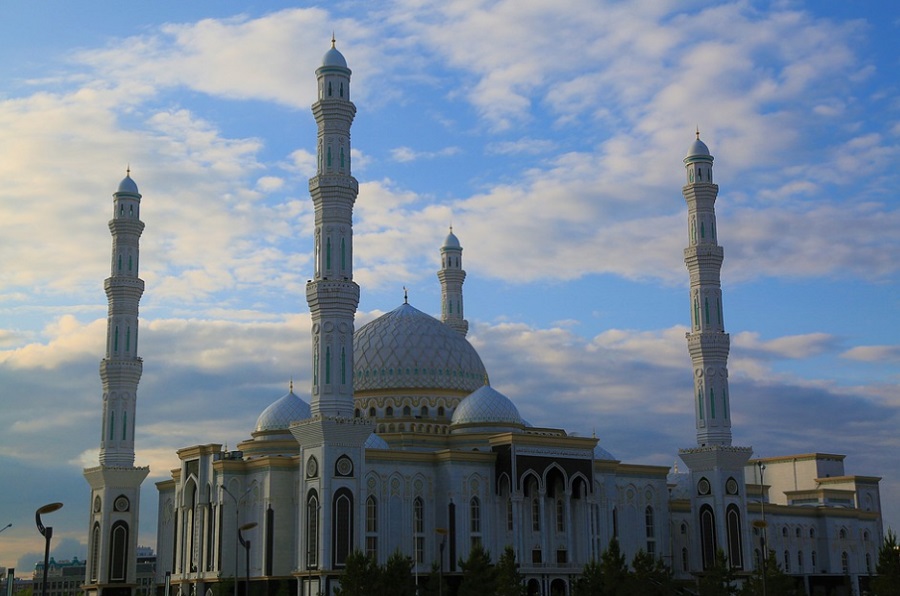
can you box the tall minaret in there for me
[306,37,360,418]
[682,132,732,447]
[84,171,150,596]
[678,134,752,572]
[437,227,468,336]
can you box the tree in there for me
[873,529,900,596]
[631,549,675,595]
[419,562,449,596]
[495,546,525,596]
[379,550,415,596]
[571,559,604,596]
[696,549,738,596]
[599,538,632,596]
[457,543,496,596]
[739,550,801,596]
[334,551,380,596]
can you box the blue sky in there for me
[1,0,898,574]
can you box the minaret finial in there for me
[331,32,336,48]
[126,163,131,177]
[695,126,700,140]
[403,286,408,304]
[290,377,293,393]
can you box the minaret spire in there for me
[681,133,732,446]
[437,226,468,336]
[306,39,359,418]
[83,170,149,596]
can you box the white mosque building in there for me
[80,42,884,596]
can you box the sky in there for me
[1,0,898,576]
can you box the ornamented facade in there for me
[145,43,883,596]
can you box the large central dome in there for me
[353,303,487,393]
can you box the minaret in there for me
[437,227,468,336]
[678,134,752,572]
[306,37,360,418]
[83,171,150,596]
[682,131,732,447]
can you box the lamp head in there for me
[35,502,63,536]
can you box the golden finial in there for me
[331,32,336,48]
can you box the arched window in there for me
[556,498,565,532]
[841,551,849,574]
[385,406,393,417]
[710,387,716,418]
[403,405,411,417]
[328,81,332,97]
[726,505,743,569]
[333,489,353,566]
[114,325,119,351]
[365,495,378,560]
[122,411,127,441]
[421,406,429,417]
[306,492,319,569]
[414,497,425,563]
[341,347,346,384]
[118,255,122,271]
[866,552,872,573]
[698,389,704,419]
[125,327,130,351]
[90,523,101,581]
[368,407,376,417]
[109,411,115,441]
[839,528,847,540]
[325,346,331,384]
[682,547,689,571]
[341,238,346,270]
[532,494,541,532]
[470,497,481,533]
[109,521,129,582]
[645,505,656,554]
[704,296,710,324]
[612,507,618,538]
[326,237,332,270]
[700,505,717,570]
[783,550,790,572]
[812,550,817,568]
[797,550,803,572]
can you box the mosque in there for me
[80,42,884,596]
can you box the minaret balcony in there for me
[686,332,731,359]
[107,219,145,236]
[309,175,359,194]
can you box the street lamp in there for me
[756,462,768,596]
[435,528,448,596]
[35,502,63,596]
[238,523,257,596]
[0,523,11,534]
[221,486,253,596]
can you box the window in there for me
[682,547,689,572]
[470,497,481,533]
[726,505,743,569]
[90,523,101,581]
[306,492,319,568]
[783,550,790,572]
[645,506,656,554]
[366,496,377,533]
[403,405,411,417]
[109,522,129,582]
[811,550,817,568]
[507,498,513,532]
[385,406,393,417]
[421,406,429,417]
[333,489,353,566]
[700,506,717,570]
[531,497,540,532]
[556,498,565,532]
[797,550,803,572]
[414,497,425,533]
[841,551,849,575]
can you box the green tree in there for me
[631,549,675,595]
[495,546,525,596]
[213,576,235,596]
[571,559,604,596]
[739,550,801,596]
[696,549,738,596]
[379,550,415,596]
[419,562,449,596]
[873,529,900,596]
[599,538,632,596]
[458,543,496,596]
[334,550,380,596]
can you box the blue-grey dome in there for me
[255,390,311,432]
[593,443,617,461]
[364,432,390,450]
[685,135,712,161]
[117,173,139,194]
[451,384,523,428]
[322,46,348,69]
[354,303,487,394]
[443,229,461,249]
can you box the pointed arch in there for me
[109,521,129,582]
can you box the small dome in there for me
[117,173,139,194]
[364,432,390,450]
[685,134,712,161]
[322,45,348,69]
[451,384,523,428]
[255,390,311,432]
[443,229,461,250]
[593,444,617,461]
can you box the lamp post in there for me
[221,486,253,596]
[435,528,448,596]
[237,523,257,596]
[35,502,63,596]
[756,462,768,596]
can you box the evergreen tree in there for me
[571,559,604,596]
[599,538,632,596]
[873,529,900,596]
[495,546,525,596]
[739,550,801,596]
[631,549,675,595]
[419,562,449,596]
[379,550,415,596]
[457,544,496,596]
[696,549,738,596]
[334,551,380,596]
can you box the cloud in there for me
[842,345,900,363]
[389,145,461,163]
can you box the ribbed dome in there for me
[255,390,311,432]
[451,385,523,427]
[685,136,712,161]
[117,173,139,194]
[353,303,486,393]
